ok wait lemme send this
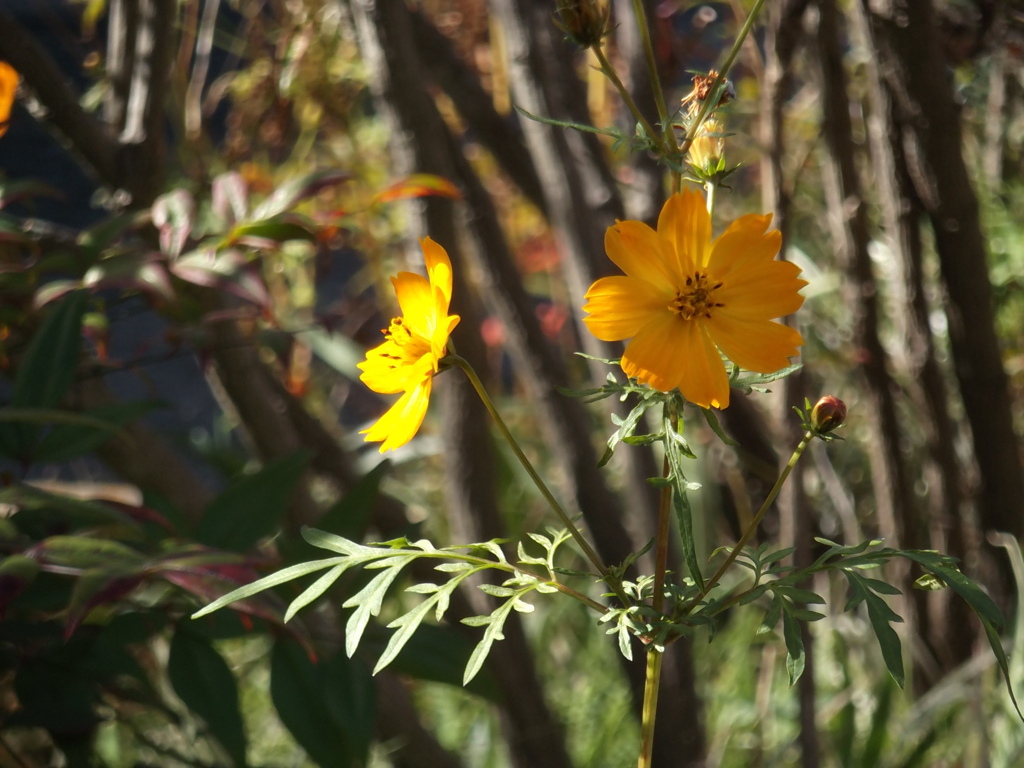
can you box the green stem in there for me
[637,649,663,768]
[705,179,717,218]
[629,0,670,132]
[679,0,767,155]
[684,430,813,613]
[448,354,631,606]
[591,44,676,160]
[651,406,676,613]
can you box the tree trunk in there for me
[857,0,1023,604]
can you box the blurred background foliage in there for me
[0,0,1022,766]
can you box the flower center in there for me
[669,271,724,320]
[380,316,431,367]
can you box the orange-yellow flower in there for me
[0,62,19,139]
[358,237,460,452]
[583,190,806,409]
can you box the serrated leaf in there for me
[284,564,346,623]
[191,557,346,619]
[463,599,516,685]
[512,599,534,613]
[617,621,633,661]
[478,584,516,598]
[374,599,438,674]
[343,556,416,658]
[434,562,472,573]
[665,424,705,592]
[405,583,440,594]
[845,571,904,687]
[526,532,552,550]
[601,396,657,466]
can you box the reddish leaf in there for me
[152,189,196,259]
[65,570,144,638]
[212,172,249,226]
[372,174,461,204]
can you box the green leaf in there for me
[780,602,805,686]
[980,617,1024,721]
[0,484,135,536]
[902,551,1004,628]
[701,406,737,447]
[284,564,346,622]
[190,557,347,619]
[513,105,624,140]
[168,629,248,767]
[463,597,517,685]
[664,412,704,591]
[759,596,782,634]
[845,571,904,688]
[0,291,88,458]
[36,536,145,570]
[600,395,658,467]
[368,623,500,701]
[312,461,389,542]
[195,451,310,551]
[270,640,374,768]
[30,401,156,463]
[343,555,417,658]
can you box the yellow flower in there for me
[358,237,460,452]
[0,62,19,139]
[583,190,806,409]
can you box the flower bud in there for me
[687,119,726,173]
[554,0,609,48]
[811,396,847,434]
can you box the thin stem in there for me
[448,354,631,605]
[637,649,664,767]
[591,44,676,160]
[651,405,676,613]
[706,179,717,218]
[678,0,767,155]
[629,0,670,131]
[685,430,813,612]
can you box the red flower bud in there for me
[811,396,847,434]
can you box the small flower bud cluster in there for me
[678,71,736,182]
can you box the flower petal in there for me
[714,260,807,319]
[361,378,432,452]
[707,213,778,276]
[658,190,711,273]
[605,220,677,287]
[421,236,454,305]
[705,314,804,373]
[583,276,670,341]
[393,271,434,337]
[620,312,689,392]
[673,320,731,409]
[359,344,434,394]
[621,314,730,408]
